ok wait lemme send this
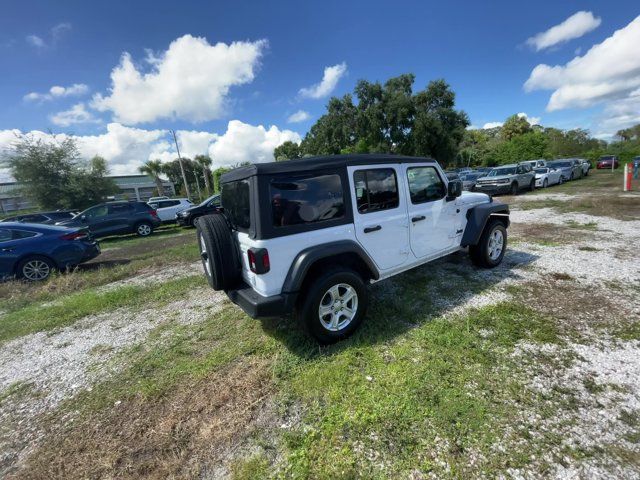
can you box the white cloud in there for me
[24,83,89,102]
[516,112,542,125]
[299,62,347,99]
[25,23,71,50]
[482,122,503,129]
[0,121,301,178]
[526,11,601,51]
[525,16,640,112]
[207,120,301,167]
[26,35,45,49]
[49,103,100,127]
[91,35,267,124]
[287,110,311,123]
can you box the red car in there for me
[597,155,620,169]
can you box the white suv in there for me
[196,155,510,343]
[148,198,192,222]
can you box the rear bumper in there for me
[226,282,296,318]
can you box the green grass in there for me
[0,274,206,344]
[564,220,599,230]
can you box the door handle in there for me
[364,225,382,233]
[411,215,426,222]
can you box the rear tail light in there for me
[149,209,159,219]
[248,248,270,274]
[60,231,88,241]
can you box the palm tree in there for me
[139,159,165,197]
[194,154,213,196]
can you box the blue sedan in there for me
[0,223,101,281]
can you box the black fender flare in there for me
[461,203,510,247]
[282,240,379,294]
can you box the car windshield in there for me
[199,194,219,207]
[549,161,571,168]
[461,173,481,180]
[534,168,548,174]
[488,167,515,176]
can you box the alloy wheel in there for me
[22,260,51,281]
[138,224,152,236]
[199,233,211,276]
[318,283,358,332]
[487,229,504,261]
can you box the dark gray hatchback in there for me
[56,201,161,238]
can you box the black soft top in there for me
[220,154,438,183]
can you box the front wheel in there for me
[558,176,564,185]
[296,267,368,344]
[469,220,507,268]
[543,178,548,188]
[510,182,518,196]
[529,179,536,191]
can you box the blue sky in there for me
[1,0,639,176]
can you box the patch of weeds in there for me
[230,454,271,480]
[0,381,36,406]
[565,220,598,230]
[551,272,574,281]
[89,344,114,356]
[583,376,605,395]
[533,239,562,247]
[0,274,206,344]
[578,245,600,252]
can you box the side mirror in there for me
[446,179,463,201]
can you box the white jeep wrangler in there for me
[196,155,509,343]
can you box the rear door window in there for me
[0,229,11,242]
[353,168,399,214]
[270,174,344,227]
[108,204,133,215]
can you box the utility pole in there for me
[171,129,192,199]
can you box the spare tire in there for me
[196,214,241,291]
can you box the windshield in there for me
[199,194,220,207]
[488,167,515,177]
[549,161,571,168]
[534,168,548,174]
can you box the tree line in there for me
[275,73,640,167]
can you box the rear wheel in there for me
[17,256,55,281]
[469,220,507,268]
[135,221,153,237]
[297,267,367,344]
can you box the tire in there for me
[570,173,574,181]
[543,178,548,188]
[16,255,56,281]
[559,176,564,185]
[296,267,368,344]
[469,220,507,269]
[510,182,518,196]
[529,179,536,191]
[135,221,153,237]
[190,215,201,227]
[196,214,241,291]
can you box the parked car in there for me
[57,201,161,238]
[474,163,535,195]
[579,159,591,176]
[522,159,547,169]
[196,154,509,343]
[456,167,472,174]
[1,210,77,225]
[444,171,460,181]
[148,198,193,222]
[547,159,582,181]
[0,223,100,281]
[474,167,492,174]
[534,167,563,188]
[459,172,484,191]
[176,194,222,226]
[597,155,620,169]
[148,196,170,203]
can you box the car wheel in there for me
[17,255,55,281]
[469,220,507,269]
[510,182,518,196]
[529,179,536,191]
[297,267,368,344]
[559,176,564,185]
[543,178,548,188]
[196,214,241,291]
[135,221,153,237]
[570,173,574,181]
